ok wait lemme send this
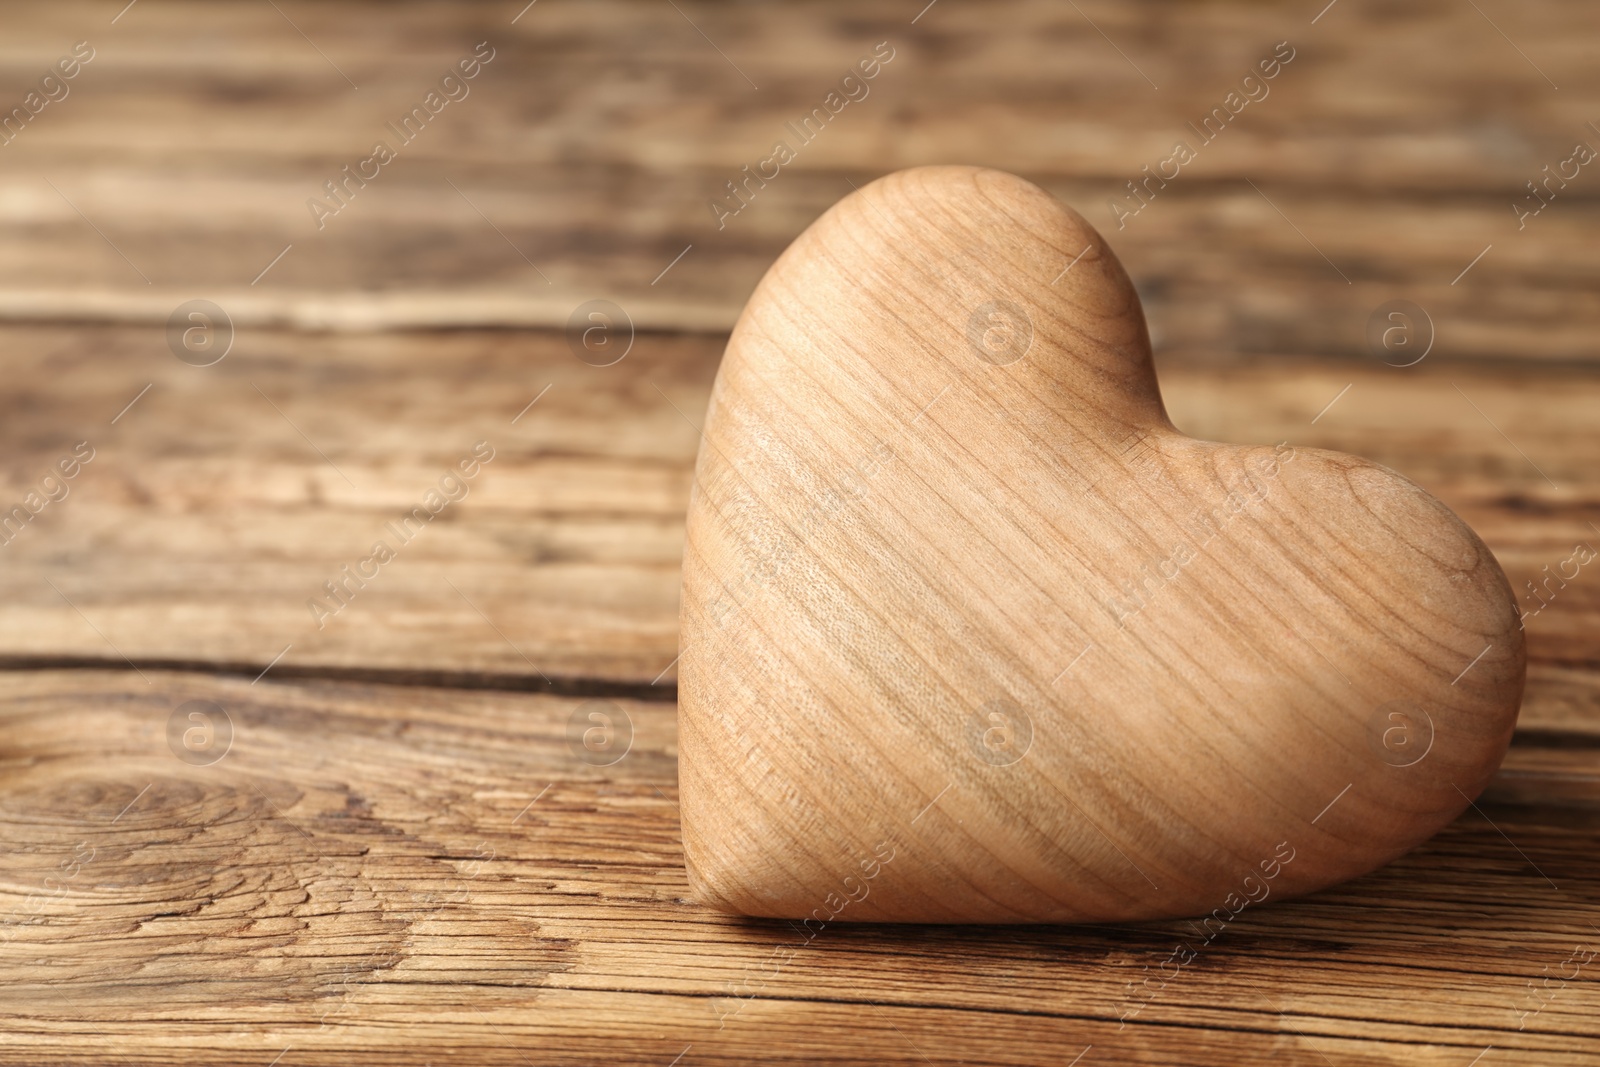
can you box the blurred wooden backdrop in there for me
[0,1,1596,1064]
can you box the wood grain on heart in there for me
[677,166,1525,924]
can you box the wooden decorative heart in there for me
[677,166,1525,924]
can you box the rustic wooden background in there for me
[1,0,1596,1064]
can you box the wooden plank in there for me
[3,0,1593,187]
[0,1,1592,359]
[0,669,1596,1065]
[1,324,1596,707]
[0,324,708,688]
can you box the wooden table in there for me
[2,1,1597,1063]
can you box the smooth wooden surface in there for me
[0,0,1597,1062]
[679,166,1526,922]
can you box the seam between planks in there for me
[0,654,679,703]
